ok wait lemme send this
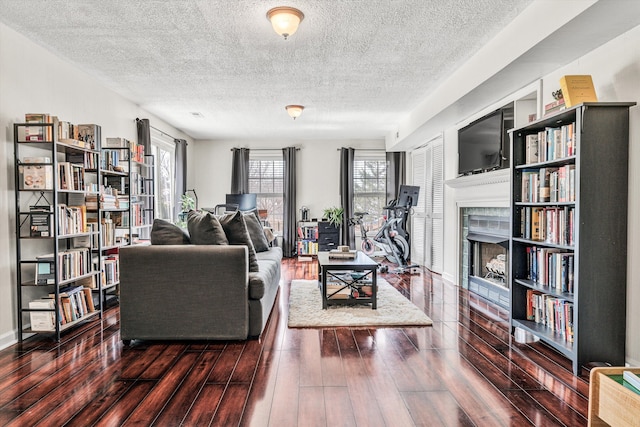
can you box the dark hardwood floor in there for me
[0,258,590,426]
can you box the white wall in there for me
[190,138,385,220]
[0,23,192,349]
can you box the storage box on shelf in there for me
[14,117,102,341]
[509,102,635,375]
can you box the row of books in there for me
[525,246,575,293]
[519,206,574,246]
[23,113,54,141]
[36,247,92,284]
[526,290,574,343]
[297,224,318,240]
[67,152,98,170]
[101,149,127,172]
[129,202,147,227]
[28,285,97,331]
[102,254,119,286]
[297,240,318,255]
[520,165,575,203]
[104,137,146,164]
[130,171,147,196]
[57,204,87,235]
[58,162,85,192]
[524,122,576,164]
[21,114,101,150]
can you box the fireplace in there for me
[466,215,510,308]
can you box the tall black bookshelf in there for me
[98,138,155,309]
[14,120,102,341]
[509,102,635,375]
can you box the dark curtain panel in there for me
[231,148,250,194]
[136,118,151,154]
[386,151,406,202]
[282,147,297,258]
[174,139,188,220]
[339,147,355,248]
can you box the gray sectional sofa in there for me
[119,210,281,343]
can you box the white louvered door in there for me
[411,148,427,267]
[411,136,443,273]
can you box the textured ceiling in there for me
[0,0,536,140]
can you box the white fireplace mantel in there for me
[445,168,510,189]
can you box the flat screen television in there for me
[458,105,513,176]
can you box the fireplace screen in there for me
[466,215,510,308]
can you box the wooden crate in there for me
[588,367,640,426]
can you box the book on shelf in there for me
[559,75,598,107]
[30,205,52,237]
[623,371,640,394]
[525,134,539,164]
[28,299,56,331]
[544,99,566,115]
[20,163,53,190]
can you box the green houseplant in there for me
[176,193,197,228]
[322,206,344,228]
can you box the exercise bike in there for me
[349,203,417,273]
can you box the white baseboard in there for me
[627,356,640,367]
[0,329,18,351]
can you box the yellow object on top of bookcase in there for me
[559,75,598,107]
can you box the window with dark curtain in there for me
[339,147,355,248]
[231,148,250,194]
[282,147,297,258]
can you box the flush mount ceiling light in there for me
[285,105,304,120]
[267,6,304,40]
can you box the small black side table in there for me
[317,251,378,309]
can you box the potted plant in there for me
[322,206,344,228]
[177,193,197,228]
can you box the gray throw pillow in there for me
[187,210,229,245]
[243,211,270,252]
[150,218,190,245]
[217,210,259,272]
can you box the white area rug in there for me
[288,279,433,328]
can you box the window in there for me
[353,152,387,234]
[150,132,176,221]
[248,152,284,234]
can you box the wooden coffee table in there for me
[317,251,378,309]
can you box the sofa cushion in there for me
[187,210,229,245]
[255,246,282,263]
[150,218,191,245]
[243,211,270,252]
[217,210,259,272]
[248,260,280,299]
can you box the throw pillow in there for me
[217,210,259,272]
[243,211,270,252]
[150,218,191,245]
[187,210,229,245]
